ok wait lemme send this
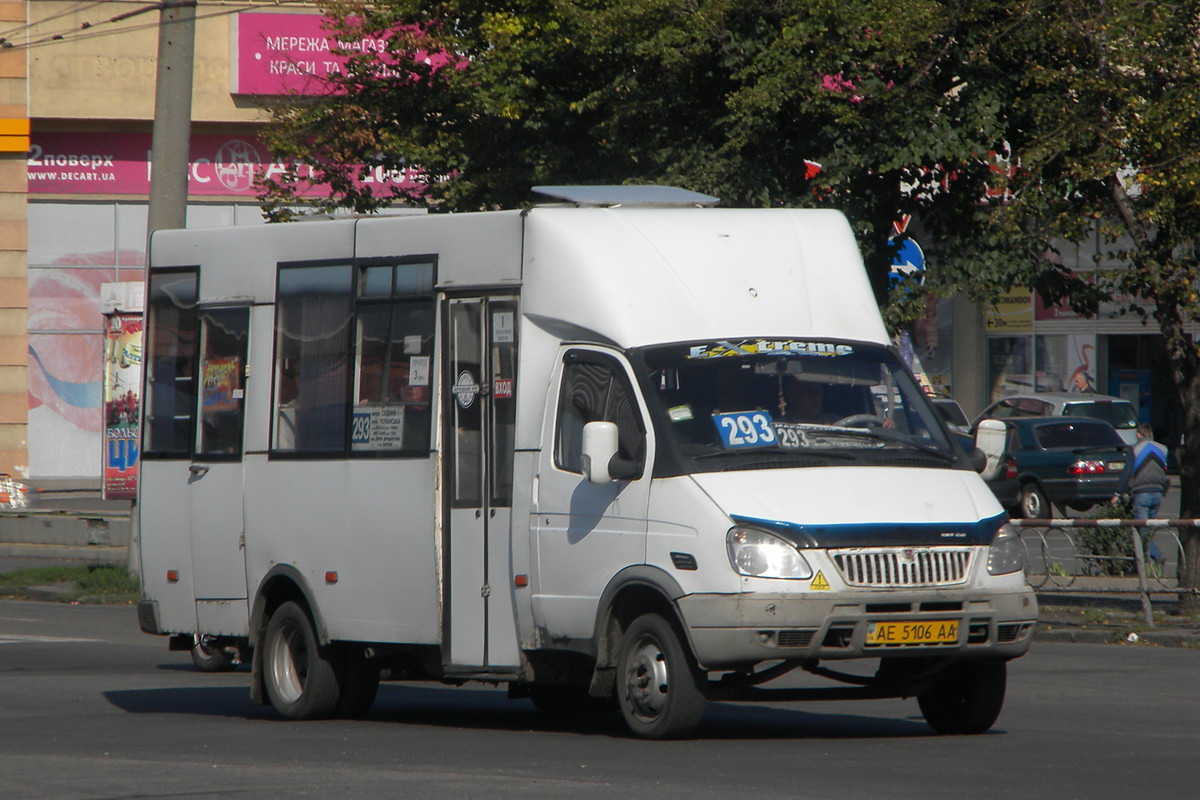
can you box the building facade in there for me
[7,2,1192,481]
[22,3,419,479]
[0,0,29,480]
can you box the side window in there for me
[352,261,435,454]
[197,307,249,458]
[143,269,198,458]
[272,264,353,453]
[554,353,646,474]
[1013,398,1046,417]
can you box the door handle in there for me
[188,464,209,477]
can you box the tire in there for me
[335,647,380,719]
[190,634,238,673]
[617,613,707,740]
[1019,484,1049,519]
[528,683,615,716]
[918,660,1007,735]
[262,601,341,720]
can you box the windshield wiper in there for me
[689,447,861,462]
[834,427,958,463]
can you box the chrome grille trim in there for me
[830,546,975,588]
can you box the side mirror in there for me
[975,419,1007,481]
[582,421,620,484]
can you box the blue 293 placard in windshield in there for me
[712,411,778,449]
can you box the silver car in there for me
[973,392,1139,446]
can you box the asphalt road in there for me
[2,600,1198,800]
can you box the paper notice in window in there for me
[409,356,430,386]
[492,311,514,343]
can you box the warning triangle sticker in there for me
[810,571,830,591]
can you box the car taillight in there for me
[1067,460,1106,475]
[1004,456,1018,481]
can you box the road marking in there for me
[0,633,101,644]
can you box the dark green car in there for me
[980,417,1132,519]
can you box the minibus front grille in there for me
[830,547,974,588]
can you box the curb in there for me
[1035,627,1199,648]
[0,542,127,564]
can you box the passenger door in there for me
[443,295,521,671]
[188,306,251,629]
[141,270,250,635]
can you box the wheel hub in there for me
[625,637,670,720]
[268,622,305,704]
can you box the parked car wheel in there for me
[1019,483,1050,519]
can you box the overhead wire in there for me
[0,1,111,43]
[2,0,316,52]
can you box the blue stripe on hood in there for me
[729,511,1008,548]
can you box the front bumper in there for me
[678,587,1038,669]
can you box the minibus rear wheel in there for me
[263,601,341,720]
[617,613,706,739]
[918,660,1007,734]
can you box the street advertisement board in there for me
[28,132,425,197]
[102,312,142,500]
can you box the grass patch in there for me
[0,564,139,604]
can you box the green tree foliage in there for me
[261,1,1200,610]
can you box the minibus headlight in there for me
[987,524,1025,575]
[726,527,813,580]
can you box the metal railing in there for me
[1013,519,1196,626]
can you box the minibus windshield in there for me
[637,339,958,474]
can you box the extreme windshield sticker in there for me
[687,340,854,359]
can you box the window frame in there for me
[268,255,438,460]
[141,266,200,461]
[553,349,647,477]
[194,305,251,462]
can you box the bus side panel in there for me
[138,461,198,634]
[242,457,441,644]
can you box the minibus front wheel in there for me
[617,613,706,739]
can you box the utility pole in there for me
[134,1,197,577]
[147,1,198,234]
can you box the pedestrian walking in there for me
[1114,422,1170,564]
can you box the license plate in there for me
[866,620,959,646]
[1108,460,1125,471]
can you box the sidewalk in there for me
[0,477,131,564]
[1036,596,1200,647]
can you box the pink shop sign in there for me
[27,132,424,197]
[233,12,447,96]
